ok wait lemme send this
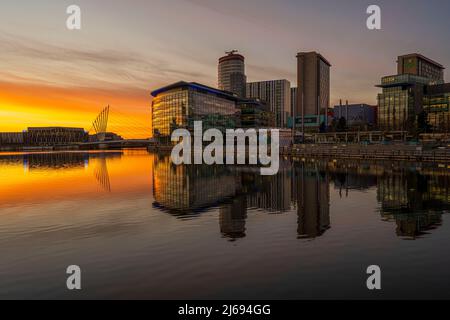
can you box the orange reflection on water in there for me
[0,150,154,208]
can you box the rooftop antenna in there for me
[225,50,238,55]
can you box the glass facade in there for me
[238,99,275,128]
[151,83,238,138]
[152,89,188,137]
[377,74,440,131]
[377,86,414,131]
[381,74,437,87]
[423,92,450,132]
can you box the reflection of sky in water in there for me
[1,150,450,299]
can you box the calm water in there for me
[1,149,450,299]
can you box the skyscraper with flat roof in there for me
[297,52,331,122]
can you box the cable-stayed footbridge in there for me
[81,105,154,149]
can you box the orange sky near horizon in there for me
[0,81,153,139]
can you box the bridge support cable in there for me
[91,105,110,142]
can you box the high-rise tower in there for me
[218,50,247,98]
[297,52,331,119]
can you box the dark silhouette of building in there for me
[0,132,24,146]
[89,132,124,142]
[23,127,88,146]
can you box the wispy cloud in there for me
[0,31,209,90]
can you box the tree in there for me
[319,121,326,133]
[417,111,431,134]
[337,117,347,132]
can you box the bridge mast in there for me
[92,105,110,142]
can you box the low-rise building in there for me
[333,103,377,128]
[89,132,124,142]
[24,127,88,146]
[237,98,275,128]
[0,132,24,145]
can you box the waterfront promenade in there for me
[285,143,450,163]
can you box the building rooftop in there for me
[27,127,86,131]
[151,81,239,100]
[376,74,440,88]
[333,103,375,108]
[219,52,245,63]
[398,53,445,69]
[246,79,290,84]
[297,51,332,67]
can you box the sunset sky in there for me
[1,0,450,138]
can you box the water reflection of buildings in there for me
[152,156,241,214]
[313,159,450,239]
[294,165,331,239]
[219,197,248,240]
[377,168,450,239]
[23,152,88,170]
[151,156,331,241]
[1,151,120,192]
[151,156,450,241]
[244,160,293,213]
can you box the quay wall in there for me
[284,144,450,163]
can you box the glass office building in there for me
[237,99,275,128]
[151,81,239,138]
[423,84,450,132]
[376,53,447,132]
[376,74,440,131]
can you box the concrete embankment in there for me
[284,144,450,162]
[0,145,81,152]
